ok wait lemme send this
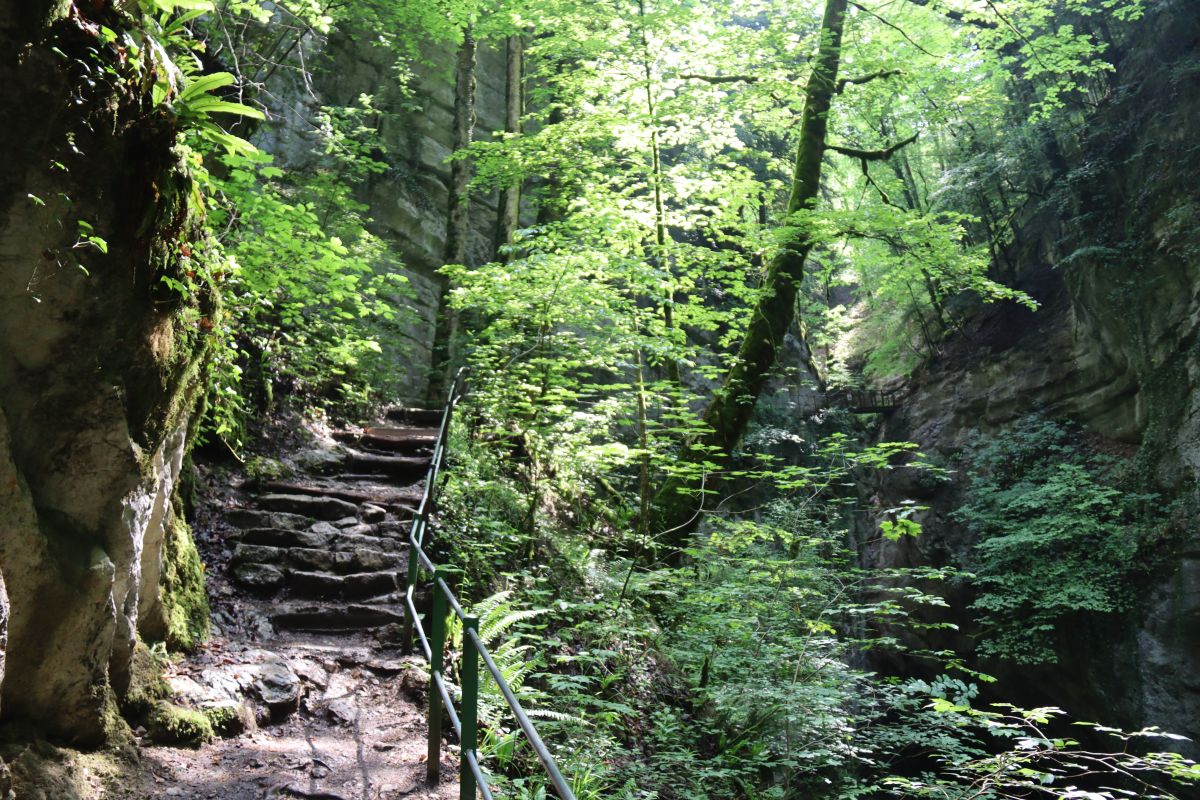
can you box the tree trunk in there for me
[638,0,682,386]
[429,27,478,402]
[494,34,524,258]
[652,0,849,540]
[699,0,847,454]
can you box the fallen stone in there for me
[257,493,358,520]
[287,658,328,690]
[254,662,302,719]
[326,696,357,725]
[292,447,345,475]
[361,504,386,523]
[364,658,406,674]
[398,661,430,703]
[310,521,339,536]
[204,700,256,737]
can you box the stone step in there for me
[237,526,407,554]
[342,450,430,479]
[285,570,399,601]
[271,603,405,633]
[225,509,314,531]
[332,426,438,454]
[384,407,443,427]
[260,480,418,513]
[254,493,360,520]
[231,543,404,574]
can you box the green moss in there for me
[97,687,135,753]
[147,702,214,747]
[161,515,210,652]
[202,704,251,738]
[243,455,289,485]
[121,639,170,716]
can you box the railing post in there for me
[460,616,480,800]
[400,517,423,653]
[427,568,448,785]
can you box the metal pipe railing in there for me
[397,368,578,800]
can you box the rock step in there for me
[271,603,406,633]
[286,569,399,600]
[237,526,407,554]
[384,406,443,426]
[343,450,430,478]
[260,480,416,513]
[232,542,403,574]
[226,509,315,531]
[254,493,360,520]
[332,426,438,454]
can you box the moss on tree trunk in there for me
[651,0,849,545]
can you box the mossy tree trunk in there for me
[652,0,849,543]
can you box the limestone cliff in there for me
[0,1,214,743]
[257,33,507,402]
[868,0,1200,751]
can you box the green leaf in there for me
[180,71,236,103]
[184,97,266,120]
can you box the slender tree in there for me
[430,26,479,400]
[494,33,524,257]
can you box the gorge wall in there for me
[869,0,1200,752]
[0,1,214,743]
[259,31,507,402]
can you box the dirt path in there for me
[117,409,457,800]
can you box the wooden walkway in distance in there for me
[826,387,903,413]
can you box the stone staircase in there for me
[224,406,442,637]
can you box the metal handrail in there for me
[398,369,578,800]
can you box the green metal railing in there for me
[399,370,578,800]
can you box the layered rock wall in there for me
[0,1,214,743]
[260,33,507,401]
[870,0,1200,751]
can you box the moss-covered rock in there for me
[202,702,255,738]
[146,702,214,748]
[160,515,210,653]
[120,640,170,717]
[0,0,218,743]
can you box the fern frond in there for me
[481,607,549,644]
[525,707,589,726]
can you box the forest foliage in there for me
[101,0,1200,797]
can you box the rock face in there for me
[260,34,508,402]
[0,3,214,743]
[869,4,1200,753]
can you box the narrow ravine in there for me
[115,408,457,800]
